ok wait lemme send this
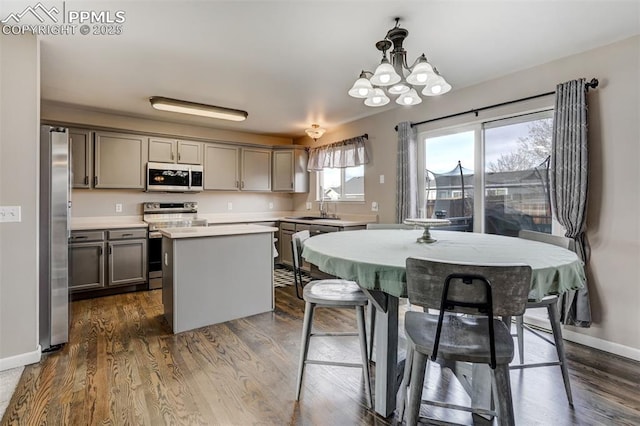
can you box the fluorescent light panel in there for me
[149,96,248,122]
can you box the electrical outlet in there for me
[379,175,385,184]
[0,206,21,223]
[227,202,233,211]
[306,202,312,210]
[115,203,123,213]
[371,201,379,212]
[268,202,274,209]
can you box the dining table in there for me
[301,228,586,417]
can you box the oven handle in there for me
[149,231,162,239]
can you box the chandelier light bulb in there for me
[396,88,422,106]
[364,88,390,107]
[388,82,410,95]
[348,73,374,99]
[422,68,452,96]
[370,59,401,87]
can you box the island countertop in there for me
[159,224,278,239]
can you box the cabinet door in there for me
[108,239,148,286]
[242,148,271,191]
[69,242,105,292]
[94,132,148,189]
[70,129,92,188]
[149,137,177,163]
[279,229,294,267]
[272,150,294,192]
[177,140,203,165]
[204,144,240,190]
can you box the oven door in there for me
[148,231,163,289]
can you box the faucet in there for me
[319,197,327,218]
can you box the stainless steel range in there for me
[143,202,208,289]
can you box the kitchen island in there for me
[160,224,278,334]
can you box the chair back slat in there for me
[405,258,532,317]
[291,230,310,270]
[518,229,573,250]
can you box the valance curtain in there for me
[550,78,592,327]
[307,136,369,171]
[396,122,418,223]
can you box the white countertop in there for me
[71,216,147,230]
[160,224,278,239]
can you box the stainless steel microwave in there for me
[146,162,204,192]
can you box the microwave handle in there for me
[188,168,192,190]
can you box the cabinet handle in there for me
[171,151,174,160]
[84,176,89,185]
[121,233,133,237]
[235,181,239,188]
[178,152,181,161]
[241,181,245,189]
[109,245,112,255]
[73,236,88,240]
[291,182,294,189]
[93,176,98,186]
[99,246,103,255]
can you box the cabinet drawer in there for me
[70,231,104,242]
[280,222,296,231]
[108,229,148,240]
[295,224,311,232]
[312,225,340,234]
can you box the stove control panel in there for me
[143,202,198,213]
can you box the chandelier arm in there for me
[406,55,426,71]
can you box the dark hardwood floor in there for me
[3,274,640,425]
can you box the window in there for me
[419,110,553,236]
[317,165,364,201]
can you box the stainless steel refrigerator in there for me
[39,126,70,351]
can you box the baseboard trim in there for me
[0,346,41,371]
[561,329,640,362]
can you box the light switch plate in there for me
[227,202,233,211]
[115,203,123,213]
[306,202,312,210]
[379,175,385,184]
[0,206,21,222]
[371,201,379,212]
[268,202,274,209]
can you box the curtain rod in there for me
[394,78,599,131]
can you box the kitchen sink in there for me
[285,216,340,221]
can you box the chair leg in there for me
[295,302,315,400]
[356,305,373,409]
[547,300,573,405]
[516,315,524,364]
[491,364,516,426]
[396,344,414,421]
[406,351,428,426]
[367,303,376,361]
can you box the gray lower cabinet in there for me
[69,239,106,292]
[69,228,147,293]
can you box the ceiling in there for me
[2,1,639,138]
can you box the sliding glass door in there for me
[419,110,553,235]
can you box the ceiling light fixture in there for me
[348,18,452,107]
[305,124,326,141]
[149,96,248,121]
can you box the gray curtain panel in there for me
[550,78,592,327]
[396,122,419,223]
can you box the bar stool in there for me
[292,230,372,408]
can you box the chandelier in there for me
[305,124,326,141]
[348,18,451,107]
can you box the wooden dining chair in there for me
[291,230,372,408]
[513,229,574,405]
[397,257,531,426]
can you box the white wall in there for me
[0,32,42,369]
[294,36,640,359]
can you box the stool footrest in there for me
[305,360,364,368]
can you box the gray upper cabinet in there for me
[241,148,271,191]
[149,137,203,165]
[94,131,148,189]
[272,148,309,193]
[70,128,93,188]
[204,144,240,190]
